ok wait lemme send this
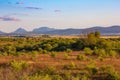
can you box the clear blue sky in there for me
[0,0,120,32]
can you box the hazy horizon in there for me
[0,0,120,32]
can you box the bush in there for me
[50,52,57,58]
[43,66,56,75]
[64,62,76,69]
[43,50,48,54]
[98,56,104,61]
[28,74,52,80]
[66,49,72,53]
[106,71,120,80]
[109,50,117,58]
[98,49,106,57]
[86,64,98,75]
[64,53,69,59]
[10,60,29,71]
[43,44,52,51]
[52,75,63,80]
[77,54,86,60]
[38,48,43,54]
[100,65,120,80]
[84,47,92,55]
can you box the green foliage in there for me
[94,48,106,57]
[43,66,56,75]
[52,75,63,80]
[99,65,120,80]
[43,44,53,51]
[28,74,52,80]
[50,52,57,58]
[77,54,86,60]
[10,60,29,71]
[109,50,117,58]
[86,63,98,75]
[66,48,72,53]
[38,48,43,54]
[64,62,76,69]
[84,47,92,55]
[106,71,120,80]
[64,53,69,59]
[43,50,48,54]
[0,35,120,56]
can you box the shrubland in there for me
[0,31,120,80]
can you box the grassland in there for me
[0,32,120,80]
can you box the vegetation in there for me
[0,31,120,80]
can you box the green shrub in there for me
[64,62,76,69]
[99,65,115,74]
[10,60,29,71]
[98,56,104,61]
[38,48,43,54]
[99,65,120,80]
[50,52,57,58]
[98,49,106,57]
[93,48,107,57]
[80,75,90,80]
[28,74,52,80]
[64,53,69,59]
[66,49,72,53]
[52,75,63,80]
[86,63,98,75]
[77,54,86,60]
[43,66,56,75]
[43,50,48,54]
[32,51,38,55]
[109,50,117,58]
[106,71,120,80]
[64,72,71,80]
[84,47,92,55]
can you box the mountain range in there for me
[0,26,120,36]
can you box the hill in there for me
[0,25,120,36]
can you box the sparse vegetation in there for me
[0,32,120,80]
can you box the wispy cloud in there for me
[16,2,24,5]
[25,7,42,10]
[0,16,20,21]
[54,10,61,13]
[11,13,29,16]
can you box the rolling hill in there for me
[0,25,120,36]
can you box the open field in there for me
[0,51,120,80]
[0,51,120,71]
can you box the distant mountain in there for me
[32,27,55,34]
[84,25,120,35]
[0,31,5,34]
[13,28,27,33]
[35,26,120,35]
[43,28,83,35]
[0,26,120,36]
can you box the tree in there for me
[95,31,100,38]
[43,44,52,51]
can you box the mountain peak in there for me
[33,26,55,33]
[13,28,27,33]
[0,31,5,34]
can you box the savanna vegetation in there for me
[0,31,120,80]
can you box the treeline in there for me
[0,31,120,56]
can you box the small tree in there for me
[84,47,92,55]
[109,50,117,58]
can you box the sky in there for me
[0,0,120,32]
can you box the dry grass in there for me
[0,51,120,72]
